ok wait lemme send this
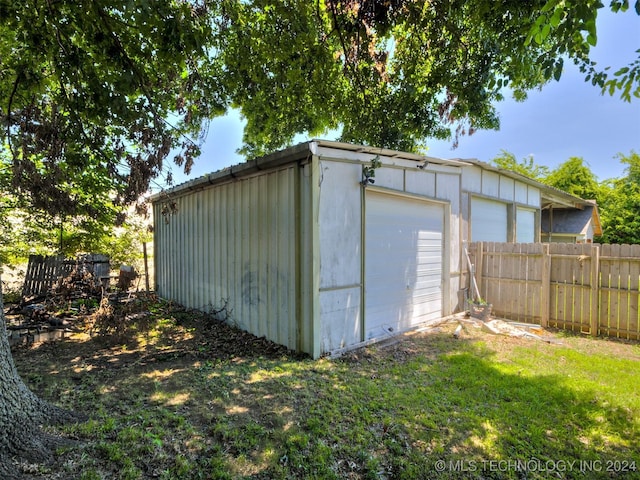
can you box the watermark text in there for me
[433,458,637,474]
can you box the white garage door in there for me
[365,191,443,340]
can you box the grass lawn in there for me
[10,300,640,479]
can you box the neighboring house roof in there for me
[541,202,603,237]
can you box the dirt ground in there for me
[9,298,640,375]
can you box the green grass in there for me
[12,306,640,479]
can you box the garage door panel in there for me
[471,197,507,242]
[416,256,441,268]
[415,279,441,291]
[365,191,444,340]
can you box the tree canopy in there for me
[0,0,224,220]
[598,151,640,244]
[1,0,639,221]
[221,0,640,157]
[544,156,602,200]
[491,150,551,181]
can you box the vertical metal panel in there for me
[528,186,541,207]
[405,170,436,197]
[514,182,528,204]
[434,173,459,315]
[471,197,508,242]
[372,166,404,190]
[435,169,458,196]
[309,158,322,358]
[320,287,361,352]
[153,165,300,352]
[481,171,500,197]
[461,165,483,192]
[296,160,320,356]
[318,161,362,289]
[499,176,515,201]
[317,160,363,353]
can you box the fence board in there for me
[610,244,622,337]
[22,255,72,297]
[599,244,613,336]
[629,245,640,339]
[477,243,545,323]
[590,246,599,335]
[619,244,631,337]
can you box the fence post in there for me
[476,242,484,300]
[590,244,600,336]
[540,243,551,328]
[143,242,150,292]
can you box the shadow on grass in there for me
[12,318,640,480]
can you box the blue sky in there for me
[165,8,640,189]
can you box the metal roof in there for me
[150,140,592,211]
[149,139,468,202]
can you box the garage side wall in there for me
[153,166,300,352]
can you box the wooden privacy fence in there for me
[468,242,640,340]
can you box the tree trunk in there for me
[0,273,81,478]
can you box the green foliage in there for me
[0,0,224,218]
[491,150,550,180]
[528,0,640,102]
[218,0,640,156]
[1,0,638,207]
[544,156,602,200]
[0,200,151,268]
[361,155,382,184]
[598,151,640,244]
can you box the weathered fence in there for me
[22,254,111,298]
[468,242,640,340]
[22,255,73,297]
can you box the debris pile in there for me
[449,313,561,344]
[6,259,144,347]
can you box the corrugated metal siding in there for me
[297,160,319,356]
[154,166,299,351]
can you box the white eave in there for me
[149,140,469,202]
[456,158,592,210]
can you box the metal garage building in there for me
[151,140,579,358]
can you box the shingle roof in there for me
[541,205,598,235]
